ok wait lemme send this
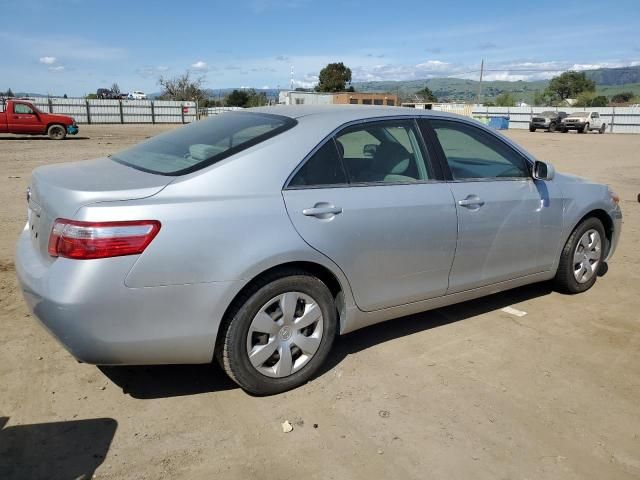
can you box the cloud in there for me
[275,55,290,62]
[39,56,56,64]
[425,47,443,54]
[191,60,208,71]
[48,65,65,72]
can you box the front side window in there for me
[335,120,429,184]
[430,120,529,180]
[112,112,296,175]
[289,140,347,187]
[14,103,35,114]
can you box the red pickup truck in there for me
[0,99,78,140]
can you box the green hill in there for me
[353,65,640,103]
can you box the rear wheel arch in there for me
[214,261,346,356]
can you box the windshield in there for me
[539,111,555,117]
[112,112,296,175]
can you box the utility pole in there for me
[477,59,484,104]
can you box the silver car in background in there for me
[16,106,622,395]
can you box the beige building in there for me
[278,90,398,106]
[333,92,398,106]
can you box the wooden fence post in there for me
[151,101,155,124]
[86,99,92,124]
[119,100,124,124]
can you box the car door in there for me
[591,112,602,129]
[422,118,564,294]
[10,102,44,134]
[282,119,458,312]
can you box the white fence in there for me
[1,98,197,124]
[471,106,640,134]
[199,106,243,117]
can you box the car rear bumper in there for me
[15,226,240,365]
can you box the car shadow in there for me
[100,282,553,399]
[0,136,90,141]
[99,362,236,400]
[0,416,117,480]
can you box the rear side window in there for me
[112,112,296,175]
[289,141,347,187]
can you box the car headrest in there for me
[189,144,226,161]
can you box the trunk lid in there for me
[27,157,173,259]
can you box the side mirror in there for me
[533,160,555,181]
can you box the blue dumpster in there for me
[488,116,510,130]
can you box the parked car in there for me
[97,88,116,99]
[16,106,621,395]
[0,99,78,139]
[129,91,147,100]
[529,111,568,132]
[562,111,607,133]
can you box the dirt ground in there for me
[1,125,639,480]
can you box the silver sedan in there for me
[16,106,622,394]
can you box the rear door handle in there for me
[302,205,343,218]
[458,196,485,208]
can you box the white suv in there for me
[561,111,606,134]
[129,91,147,100]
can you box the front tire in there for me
[554,217,605,294]
[529,126,536,132]
[47,124,66,140]
[549,122,557,133]
[581,122,590,134]
[217,271,337,395]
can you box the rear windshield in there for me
[111,112,296,175]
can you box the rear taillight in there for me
[48,219,161,260]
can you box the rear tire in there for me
[529,126,536,132]
[599,124,606,134]
[554,217,605,294]
[549,122,557,133]
[47,124,66,140]
[216,271,337,395]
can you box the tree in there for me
[611,91,635,103]
[6,88,14,98]
[245,89,268,107]
[533,90,555,106]
[415,86,437,102]
[158,71,207,102]
[225,89,250,107]
[86,93,98,99]
[546,71,595,101]
[316,62,352,92]
[495,92,516,107]
[575,92,608,107]
[63,93,68,99]
[111,83,121,96]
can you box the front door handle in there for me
[458,195,485,208]
[302,204,343,218]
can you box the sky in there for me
[1,0,639,96]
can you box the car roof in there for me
[249,104,460,123]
